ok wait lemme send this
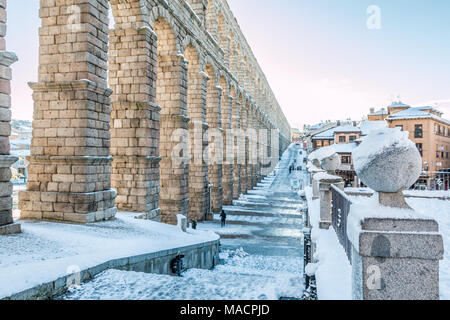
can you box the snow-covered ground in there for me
[59,143,306,300]
[305,186,352,300]
[0,212,218,299]
[345,187,450,199]
[62,249,303,300]
[406,197,450,300]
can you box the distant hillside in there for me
[11,120,32,133]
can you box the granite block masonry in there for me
[16,0,292,225]
[348,128,444,300]
[0,0,20,235]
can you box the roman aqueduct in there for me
[0,0,290,233]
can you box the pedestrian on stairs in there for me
[220,210,227,228]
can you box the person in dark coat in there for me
[191,217,198,230]
[220,210,227,228]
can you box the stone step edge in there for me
[1,239,220,301]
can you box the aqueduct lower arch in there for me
[0,0,291,233]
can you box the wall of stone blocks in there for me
[0,0,19,235]
[14,0,292,227]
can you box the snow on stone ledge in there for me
[0,212,219,299]
[346,193,439,252]
[313,172,341,181]
[305,186,352,300]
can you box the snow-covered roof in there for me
[312,125,360,140]
[332,143,358,154]
[334,125,361,133]
[359,121,387,136]
[311,127,335,139]
[386,107,450,125]
[369,110,388,116]
[388,101,410,108]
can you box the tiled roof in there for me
[386,107,450,125]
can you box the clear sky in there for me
[6,0,450,130]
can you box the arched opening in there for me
[155,17,190,224]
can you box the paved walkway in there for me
[60,144,306,300]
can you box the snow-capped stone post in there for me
[349,128,444,300]
[316,152,344,229]
[0,0,20,235]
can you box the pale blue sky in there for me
[6,0,450,129]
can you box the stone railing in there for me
[306,127,445,300]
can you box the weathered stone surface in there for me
[352,216,444,300]
[14,0,292,227]
[353,129,422,193]
[320,153,341,172]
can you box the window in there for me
[341,156,351,164]
[416,143,423,157]
[437,151,440,158]
[440,126,444,135]
[339,136,346,143]
[349,135,356,142]
[435,124,439,134]
[445,127,449,137]
[414,124,423,138]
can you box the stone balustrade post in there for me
[349,217,444,300]
[349,127,445,300]
[318,176,343,229]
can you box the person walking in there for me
[220,210,227,228]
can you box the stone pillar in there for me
[350,217,443,300]
[0,0,19,235]
[318,177,344,229]
[222,94,234,205]
[207,84,223,213]
[255,114,262,183]
[240,105,248,194]
[247,107,255,190]
[188,0,208,25]
[311,170,324,200]
[349,126,444,299]
[187,70,209,221]
[232,99,242,199]
[109,27,161,221]
[19,0,117,223]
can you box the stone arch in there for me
[181,35,203,61]
[149,5,182,54]
[109,0,149,29]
